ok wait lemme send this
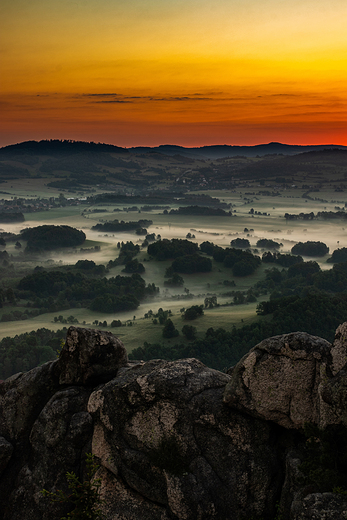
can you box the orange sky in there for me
[1,0,347,147]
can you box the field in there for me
[0,188,343,348]
[0,144,347,362]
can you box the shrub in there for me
[41,453,104,519]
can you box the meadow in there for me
[0,181,344,354]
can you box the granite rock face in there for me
[1,324,347,520]
[223,332,334,429]
[88,358,280,520]
[57,326,128,385]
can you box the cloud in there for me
[78,93,214,103]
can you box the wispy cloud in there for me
[78,93,214,103]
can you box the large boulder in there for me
[88,358,281,520]
[0,361,59,442]
[4,387,93,520]
[57,326,128,385]
[223,332,333,429]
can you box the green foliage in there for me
[111,319,122,327]
[262,251,303,267]
[92,219,152,233]
[230,237,250,248]
[17,270,158,314]
[130,292,347,371]
[168,254,212,274]
[164,272,184,287]
[183,305,204,320]
[181,324,197,340]
[291,241,329,257]
[327,247,347,263]
[256,238,282,250]
[0,328,67,379]
[41,453,104,520]
[205,244,261,276]
[169,205,231,217]
[162,319,179,338]
[20,225,86,252]
[147,238,199,261]
[122,259,145,274]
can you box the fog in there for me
[0,188,345,341]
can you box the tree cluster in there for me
[166,254,212,275]
[92,219,152,233]
[147,239,199,261]
[17,270,158,313]
[168,206,231,217]
[20,225,86,252]
[291,241,329,257]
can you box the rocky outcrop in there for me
[1,324,347,519]
[223,331,334,429]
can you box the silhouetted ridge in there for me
[0,139,128,155]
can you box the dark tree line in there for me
[92,219,152,233]
[168,206,232,217]
[17,270,158,313]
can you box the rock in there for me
[0,360,59,442]
[4,387,93,520]
[320,368,347,427]
[3,325,347,520]
[331,322,347,375]
[223,332,332,429]
[88,358,281,520]
[0,437,13,476]
[57,326,128,385]
[292,492,347,520]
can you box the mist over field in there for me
[1,141,347,377]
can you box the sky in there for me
[1,0,347,148]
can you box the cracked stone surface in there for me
[88,358,281,520]
[223,332,333,429]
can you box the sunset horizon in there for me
[2,0,347,148]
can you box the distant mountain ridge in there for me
[0,139,346,159]
[130,142,347,159]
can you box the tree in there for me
[204,296,217,308]
[183,305,204,320]
[162,319,179,338]
[256,239,282,250]
[164,273,184,287]
[182,324,197,340]
[230,238,250,248]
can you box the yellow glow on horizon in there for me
[1,0,347,146]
